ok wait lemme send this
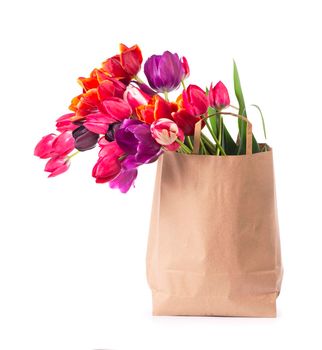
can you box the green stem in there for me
[68,150,80,159]
[216,115,223,155]
[176,139,192,154]
[186,136,193,150]
[201,133,216,154]
[200,139,208,155]
[181,80,186,90]
[205,120,226,155]
[133,75,144,84]
[163,91,169,101]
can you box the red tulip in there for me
[102,44,143,81]
[101,97,132,121]
[98,140,124,158]
[119,43,143,77]
[209,81,230,110]
[136,95,178,124]
[92,146,123,183]
[45,156,70,178]
[52,131,75,156]
[182,84,208,116]
[56,113,78,132]
[97,78,126,101]
[34,134,57,159]
[172,108,203,136]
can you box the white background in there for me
[1,0,322,349]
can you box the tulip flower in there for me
[136,95,178,124]
[150,118,184,151]
[56,113,78,132]
[101,97,132,121]
[124,85,150,110]
[52,131,75,156]
[144,51,185,92]
[172,108,203,136]
[181,56,190,79]
[182,84,209,116]
[105,122,121,142]
[92,154,121,183]
[83,113,116,135]
[102,44,143,81]
[119,43,143,77]
[109,159,138,193]
[34,134,57,159]
[92,141,124,183]
[115,119,162,166]
[45,156,70,178]
[72,125,99,151]
[208,81,230,110]
[97,78,126,101]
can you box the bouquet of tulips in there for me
[34,43,266,192]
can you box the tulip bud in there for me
[56,113,78,132]
[34,134,57,159]
[144,51,185,92]
[209,81,230,110]
[182,84,209,116]
[150,118,184,151]
[72,125,99,151]
[45,156,70,178]
[181,56,190,79]
[52,131,75,156]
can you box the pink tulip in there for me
[124,85,150,110]
[208,81,230,110]
[56,113,78,132]
[34,134,57,159]
[83,113,116,134]
[45,156,70,178]
[181,56,190,79]
[98,140,124,158]
[182,84,209,116]
[52,131,75,156]
[150,118,184,151]
[101,97,132,121]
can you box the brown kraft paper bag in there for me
[146,116,283,317]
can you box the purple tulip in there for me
[115,119,162,166]
[72,125,99,151]
[111,119,162,192]
[144,51,185,92]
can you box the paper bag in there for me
[146,140,283,317]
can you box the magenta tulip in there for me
[45,156,70,178]
[101,97,132,121]
[181,56,190,79]
[209,81,230,110]
[52,131,75,156]
[34,134,57,159]
[83,113,116,135]
[150,118,184,151]
[182,84,209,116]
[56,113,78,132]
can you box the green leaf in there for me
[208,106,218,138]
[249,104,267,140]
[222,124,238,155]
[233,60,260,154]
